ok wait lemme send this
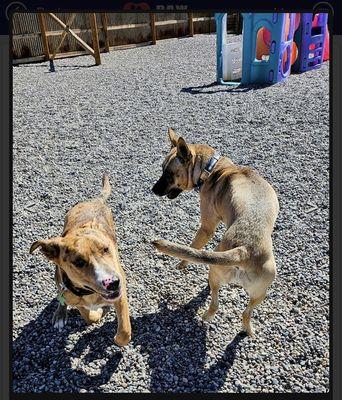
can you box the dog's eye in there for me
[103,246,109,254]
[74,256,86,268]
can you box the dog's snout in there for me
[152,178,168,196]
[152,182,162,195]
[102,276,120,292]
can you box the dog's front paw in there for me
[87,309,103,324]
[176,260,188,270]
[114,331,131,347]
[242,325,255,339]
[52,306,68,331]
[201,309,215,322]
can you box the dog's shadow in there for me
[12,300,124,393]
[13,287,247,393]
[133,286,247,392]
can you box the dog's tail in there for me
[152,239,249,267]
[100,173,111,203]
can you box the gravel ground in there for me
[12,34,329,393]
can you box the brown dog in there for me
[30,174,131,346]
[152,128,279,337]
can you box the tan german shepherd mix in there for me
[30,174,131,346]
[152,128,279,337]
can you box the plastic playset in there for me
[215,12,330,86]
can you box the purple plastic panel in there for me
[293,13,328,73]
[277,13,296,82]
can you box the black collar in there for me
[62,272,95,297]
[195,151,221,190]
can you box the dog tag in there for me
[57,292,66,306]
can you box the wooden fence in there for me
[12,12,240,64]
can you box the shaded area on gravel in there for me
[13,34,329,393]
[13,287,249,393]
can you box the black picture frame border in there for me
[1,3,340,399]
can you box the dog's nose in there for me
[102,276,120,292]
[152,182,163,196]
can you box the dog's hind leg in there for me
[242,259,276,337]
[202,268,221,322]
[202,264,238,322]
[201,239,235,322]
[242,292,266,338]
[52,304,68,331]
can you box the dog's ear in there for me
[168,127,179,148]
[30,238,62,260]
[177,137,192,162]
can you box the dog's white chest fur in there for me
[83,302,109,311]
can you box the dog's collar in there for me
[61,272,95,297]
[195,151,221,190]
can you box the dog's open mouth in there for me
[101,289,121,302]
[84,284,121,302]
[167,188,182,199]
